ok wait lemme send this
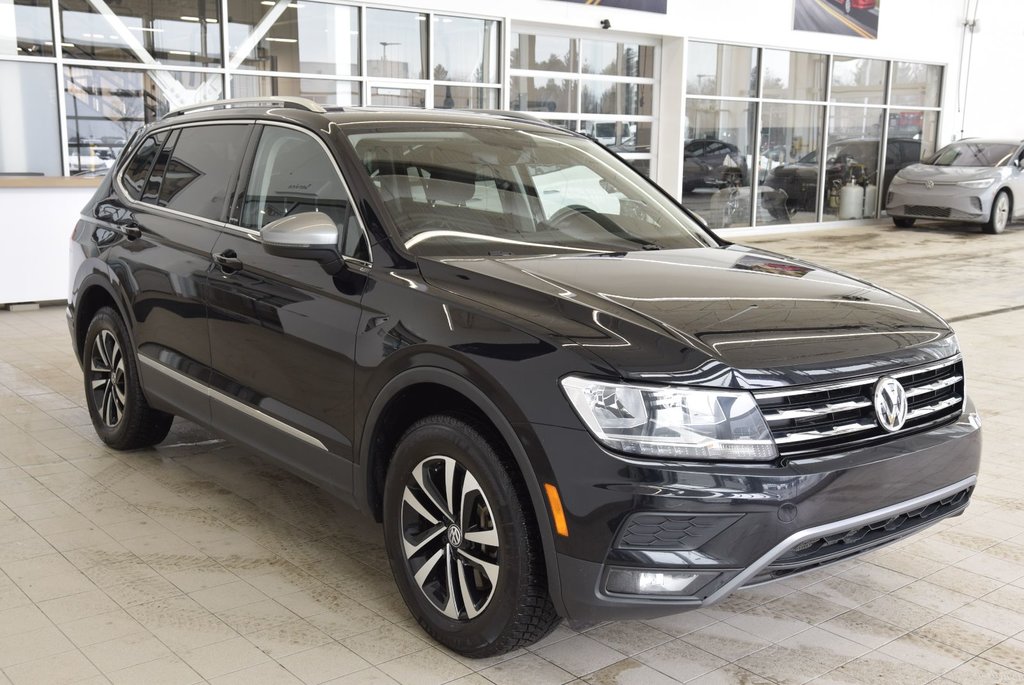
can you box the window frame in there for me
[115,120,254,228]
[229,121,373,267]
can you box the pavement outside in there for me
[0,219,1021,684]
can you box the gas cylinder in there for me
[839,180,864,219]
[862,182,878,217]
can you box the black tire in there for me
[383,414,558,657]
[83,307,173,449]
[893,217,916,228]
[984,190,1010,234]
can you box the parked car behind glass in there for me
[887,138,1024,234]
[764,137,920,216]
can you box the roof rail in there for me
[163,96,326,119]
[467,109,547,123]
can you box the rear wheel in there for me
[892,217,916,228]
[984,190,1010,234]
[83,307,173,449]
[383,414,558,657]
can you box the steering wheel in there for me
[547,204,599,227]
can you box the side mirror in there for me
[260,212,343,274]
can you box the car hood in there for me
[419,245,956,388]
[897,163,1003,182]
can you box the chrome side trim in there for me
[138,355,328,451]
[701,475,977,605]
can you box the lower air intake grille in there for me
[754,355,964,459]
[744,486,972,586]
[905,205,952,218]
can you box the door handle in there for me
[213,249,243,272]
[121,221,142,240]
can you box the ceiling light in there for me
[205,18,218,23]
[180,16,200,22]
[169,50,193,55]
[265,37,297,43]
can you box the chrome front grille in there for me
[755,356,965,458]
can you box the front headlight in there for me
[890,175,908,186]
[560,376,778,461]
[957,178,995,188]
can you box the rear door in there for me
[105,122,251,423]
[204,123,370,495]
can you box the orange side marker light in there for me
[544,483,569,537]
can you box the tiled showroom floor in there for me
[1,220,1023,685]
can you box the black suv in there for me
[69,98,981,657]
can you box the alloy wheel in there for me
[995,193,1010,231]
[89,329,127,427]
[400,455,500,620]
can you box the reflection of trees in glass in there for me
[510,41,573,71]
[512,78,572,113]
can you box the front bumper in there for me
[538,403,981,626]
[886,183,993,223]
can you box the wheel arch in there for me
[72,276,133,362]
[355,366,567,617]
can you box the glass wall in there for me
[0,0,504,176]
[683,41,942,228]
[510,31,657,175]
[0,61,61,175]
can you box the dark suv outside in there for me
[68,98,981,657]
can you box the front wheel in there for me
[383,414,558,657]
[83,307,173,449]
[984,190,1010,234]
[892,217,916,228]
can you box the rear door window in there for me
[156,124,251,222]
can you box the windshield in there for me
[345,124,716,257]
[929,142,1017,167]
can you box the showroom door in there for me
[205,123,369,496]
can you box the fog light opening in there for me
[605,568,708,596]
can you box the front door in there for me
[205,123,370,496]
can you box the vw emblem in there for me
[446,525,463,547]
[925,179,935,189]
[874,376,908,433]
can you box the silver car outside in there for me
[886,138,1024,234]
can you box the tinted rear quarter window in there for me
[156,124,250,222]
[121,132,166,200]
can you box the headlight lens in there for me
[560,376,778,461]
[890,175,908,186]
[957,178,995,188]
